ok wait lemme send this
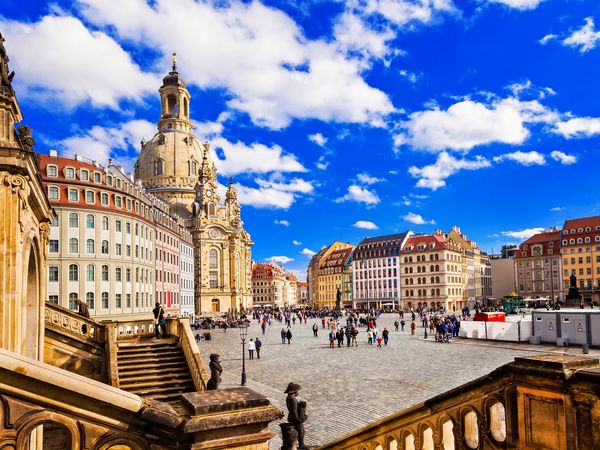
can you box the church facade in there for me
[135,56,253,313]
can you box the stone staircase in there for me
[117,338,196,404]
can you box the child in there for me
[410,321,416,336]
[376,335,383,348]
[367,329,373,345]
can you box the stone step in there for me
[119,376,194,391]
[117,338,178,348]
[118,369,191,384]
[118,359,188,373]
[118,343,178,353]
[117,348,182,359]
[117,354,186,366]
[118,365,189,379]
[126,383,195,397]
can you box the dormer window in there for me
[47,165,57,177]
[94,172,101,183]
[564,230,569,235]
[65,167,75,179]
[155,159,164,176]
[80,169,89,181]
[586,227,591,232]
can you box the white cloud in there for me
[487,0,544,10]
[554,117,600,138]
[301,248,316,257]
[211,137,306,176]
[353,220,379,230]
[333,12,394,61]
[408,152,491,190]
[502,228,544,240]
[0,15,158,109]
[493,150,546,166]
[539,34,557,45]
[550,150,577,165]
[79,0,394,129]
[316,160,330,170]
[292,240,302,245]
[395,97,559,152]
[269,256,294,265]
[355,0,458,27]
[233,183,296,209]
[403,212,435,225]
[399,69,421,84]
[256,178,315,194]
[335,185,380,205]
[59,119,155,167]
[563,17,600,53]
[356,172,385,185]
[274,219,291,226]
[550,206,565,212]
[308,133,328,147]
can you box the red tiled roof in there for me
[319,247,352,270]
[515,231,561,258]
[401,234,447,253]
[563,215,600,231]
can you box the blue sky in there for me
[2,0,600,279]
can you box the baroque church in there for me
[135,55,253,313]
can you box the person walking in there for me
[336,329,344,347]
[410,321,416,336]
[328,330,335,348]
[312,323,318,337]
[286,328,292,344]
[382,328,389,346]
[376,335,383,348]
[394,320,399,332]
[261,321,266,334]
[255,337,262,359]
[351,327,358,346]
[248,338,255,360]
[367,329,373,345]
[400,319,405,332]
[345,327,352,347]
[280,328,286,344]
[153,302,167,338]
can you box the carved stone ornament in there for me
[16,125,35,152]
[0,32,15,95]
[157,132,166,145]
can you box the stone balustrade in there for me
[318,354,600,450]
[176,318,210,391]
[44,302,105,343]
[115,319,156,338]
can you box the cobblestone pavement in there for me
[197,314,599,448]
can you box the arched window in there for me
[86,264,95,281]
[183,97,189,117]
[102,216,109,230]
[189,159,197,176]
[155,159,164,176]
[68,264,78,281]
[101,265,109,281]
[86,292,95,309]
[101,240,109,254]
[86,239,95,254]
[166,94,177,115]
[69,238,79,253]
[86,214,95,229]
[102,292,109,309]
[209,249,218,269]
[69,292,78,310]
[69,213,79,228]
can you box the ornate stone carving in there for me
[0,33,15,95]
[16,125,34,152]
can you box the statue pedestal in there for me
[280,423,298,450]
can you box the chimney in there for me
[49,149,57,157]
[74,154,82,162]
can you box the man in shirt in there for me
[153,302,167,338]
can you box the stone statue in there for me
[282,382,308,450]
[17,125,35,152]
[206,353,222,390]
[336,287,342,310]
[157,132,166,145]
[0,33,15,94]
[570,273,577,288]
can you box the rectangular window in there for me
[85,190,94,203]
[126,222,131,234]
[48,295,59,304]
[116,243,122,255]
[101,193,109,205]
[115,196,122,208]
[209,271,218,288]
[68,188,79,202]
[126,199,132,210]
[48,266,59,282]
[126,294,131,308]
[48,186,59,200]
[115,294,122,308]
[116,267,122,282]
[116,220,122,232]
[126,269,131,282]
[49,240,59,253]
[126,245,131,257]
[47,165,57,177]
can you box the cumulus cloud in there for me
[399,69,421,84]
[554,117,600,138]
[78,0,394,129]
[539,34,557,45]
[274,219,291,226]
[408,152,491,190]
[59,119,155,167]
[395,97,559,153]
[301,248,316,257]
[0,15,159,109]
[335,185,380,205]
[233,183,296,209]
[353,220,378,230]
[333,12,394,61]
[487,0,544,10]
[493,150,546,166]
[354,0,458,27]
[256,178,315,194]
[563,17,600,53]
[550,150,577,165]
[550,206,565,212]
[308,133,328,147]
[502,228,544,240]
[357,172,385,185]
[292,240,302,245]
[211,138,306,176]
[269,256,294,265]
[403,212,435,225]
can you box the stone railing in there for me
[175,318,209,391]
[318,354,600,450]
[115,319,156,339]
[0,348,283,449]
[44,302,106,343]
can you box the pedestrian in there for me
[75,298,90,319]
[312,323,318,337]
[286,328,292,344]
[410,321,416,336]
[345,327,351,347]
[376,335,383,348]
[153,302,167,338]
[328,330,335,348]
[255,337,262,359]
[248,338,255,360]
[367,329,373,345]
[337,329,344,347]
[280,328,286,344]
[261,321,266,334]
[400,320,405,332]
[394,320,399,332]
[382,328,389,346]
[321,318,326,329]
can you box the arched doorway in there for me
[211,298,220,312]
[22,240,40,360]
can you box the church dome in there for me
[162,70,186,88]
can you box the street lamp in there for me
[239,322,248,386]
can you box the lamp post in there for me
[239,322,248,386]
